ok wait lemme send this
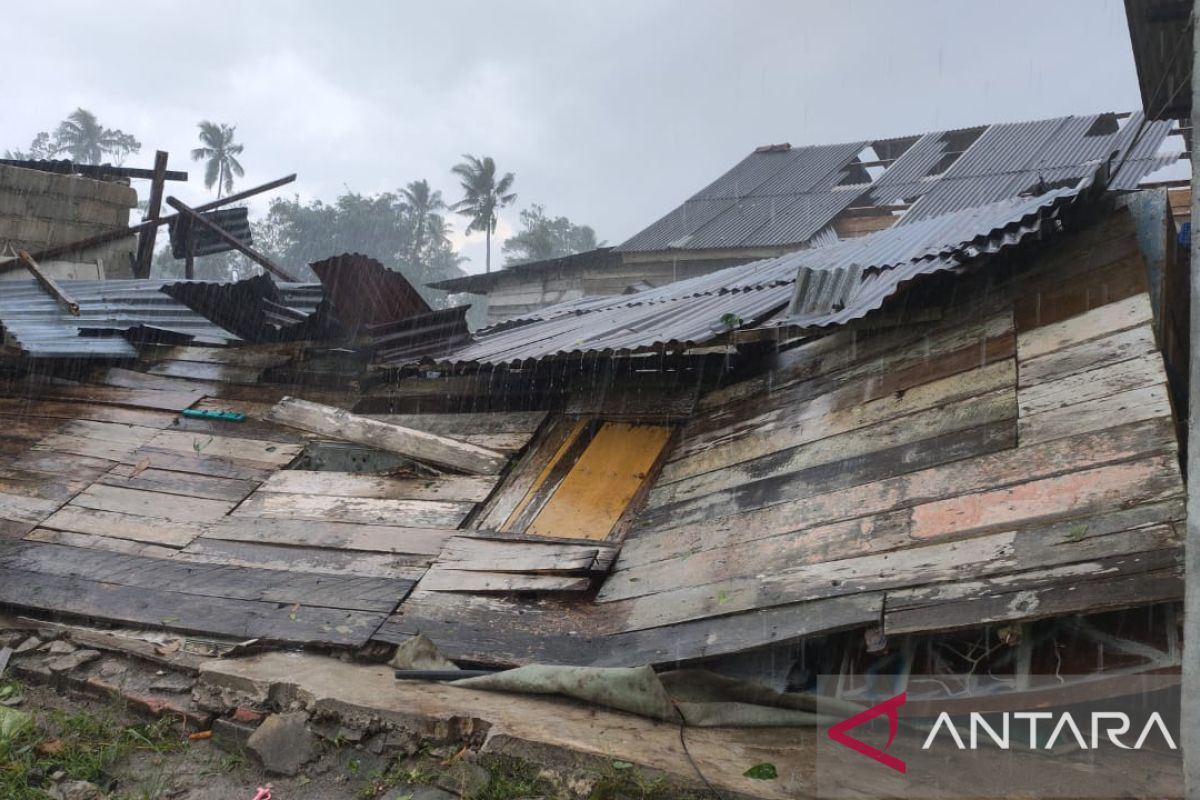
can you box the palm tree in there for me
[401,179,446,267]
[54,109,124,165]
[191,122,245,198]
[450,155,515,273]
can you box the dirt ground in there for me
[2,681,401,800]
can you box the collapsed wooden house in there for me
[0,147,1189,704]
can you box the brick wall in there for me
[0,165,138,277]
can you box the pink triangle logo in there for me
[827,692,908,774]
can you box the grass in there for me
[475,753,554,800]
[0,680,185,800]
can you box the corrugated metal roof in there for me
[619,112,1175,252]
[430,177,1094,367]
[0,278,322,359]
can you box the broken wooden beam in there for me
[133,150,169,279]
[17,251,80,316]
[165,197,299,282]
[265,396,508,475]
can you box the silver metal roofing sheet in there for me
[435,179,1090,367]
[618,112,1177,253]
[0,278,322,359]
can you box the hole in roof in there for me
[835,137,919,188]
[924,126,987,177]
[1084,113,1132,137]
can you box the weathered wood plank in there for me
[94,367,215,395]
[21,383,201,412]
[121,447,276,482]
[139,344,298,368]
[144,360,264,384]
[602,499,1183,605]
[606,522,1179,633]
[143,430,302,466]
[200,517,452,556]
[650,389,1016,507]
[266,397,508,475]
[437,536,610,573]
[419,568,591,593]
[0,564,386,647]
[662,360,1016,484]
[620,417,1179,564]
[99,464,258,503]
[0,542,408,613]
[0,492,64,525]
[642,419,1016,531]
[1018,382,1172,447]
[231,492,473,528]
[1016,294,1153,361]
[1014,253,1149,332]
[1018,324,1158,387]
[366,411,548,435]
[908,453,1181,540]
[176,538,427,581]
[68,484,237,523]
[258,471,498,503]
[39,506,206,547]
[1017,354,1166,416]
[25,528,181,559]
[0,399,176,428]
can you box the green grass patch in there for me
[0,684,184,800]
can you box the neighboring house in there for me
[432,111,1185,326]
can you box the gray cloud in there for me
[4,0,1143,272]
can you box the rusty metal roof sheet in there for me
[310,253,432,329]
[432,177,1095,367]
[620,112,1175,252]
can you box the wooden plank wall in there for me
[378,207,1187,668]
[592,207,1184,662]
[0,345,545,647]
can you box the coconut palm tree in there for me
[401,179,447,267]
[450,155,515,273]
[54,109,135,165]
[191,121,245,199]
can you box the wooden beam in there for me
[0,158,188,181]
[0,174,297,270]
[133,150,169,279]
[17,251,80,316]
[165,196,299,282]
[265,396,508,475]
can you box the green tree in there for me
[5,108,141,164]
[502,204,602,266]
[450,155,515,273]
[401,179,447,269]
[256,188,465,305]
[191,121,245,198]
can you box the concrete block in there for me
[16,218,51,244]
[5,167,52,194]
[247,711,320,776]
[94,180,137,208]
[0,192,28,217]
[27,193,78,220]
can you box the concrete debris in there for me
[46,650,102,674]
[45,782,105,800]
[14,636,41,653]
[43,640,76,655]
[433,761,492,798]
[247,711,320,776]
[148,672,194,693]
[46,780,105,800]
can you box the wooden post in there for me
[164,196,300,282]
[17,251,80,316]
[1185,4,1200,799]
[134,150,169,279]
[184,224,195,280]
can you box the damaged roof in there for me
[432,178,1096,367]
[0,278,323,359]
[620,111,1177,253]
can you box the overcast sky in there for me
[4,0,1148,273]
